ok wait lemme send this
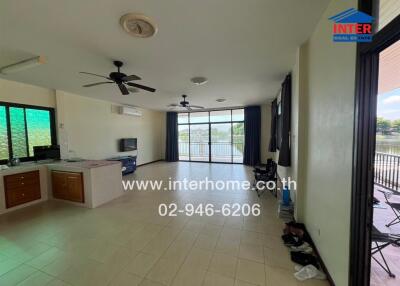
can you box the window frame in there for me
[177,108,245,163]
[0,101,57,164]
[350,1,400,286]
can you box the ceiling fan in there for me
[79,61,156,95]
[168,95,204,111]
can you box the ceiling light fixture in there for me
[0,56,46,74]
[120,13,157,38]
[190,76,208,85]
[216,98,226,103]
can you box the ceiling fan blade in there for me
[79,72,111,80]
[127,87,140,93]
[82,82,113,87]
[167,105,177,110]
[189,105,204,109]
[118,83,129,95]
[126,82,156,93]
[122,74,141,81]
[186,106,193,111]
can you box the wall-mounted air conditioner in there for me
[119,106,142,117]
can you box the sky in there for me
[377,87,400,120]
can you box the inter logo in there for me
[329,8,374,43]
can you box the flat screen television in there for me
[119,138,137,152]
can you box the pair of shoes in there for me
[290,242,313,254]
[294,265,326,281]
[290,252,319,269]
[282,234,303,247]
[283,221,305,238]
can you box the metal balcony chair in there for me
[371,226,400,278]
[252,159,277,197]
[378,189,400,227]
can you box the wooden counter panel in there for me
[4,171,41,208]
[52,171,84,203]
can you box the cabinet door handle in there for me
[21,182,24,185]
[20,176,24,179]
[22,193,25,197]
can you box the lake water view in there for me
[376,134,400,155]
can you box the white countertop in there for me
[46,160,120,169]
[0,160,120,175]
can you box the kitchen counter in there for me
[0,160,120,171]
[47,160,120,169]
[0,161,50,174]
[0,160,124,214]
[0,164,49,214]
[47,160,123,208]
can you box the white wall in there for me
[56,91,165,165]
[290,49,300,189]
[0,78,56,107]
[294,0,357,285]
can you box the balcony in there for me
[375,152,400,192]
[372,152,400,284]
[178,141,244,163]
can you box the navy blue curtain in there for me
[268,99,278,152]
[165,112,179,162]
[243,106,261,166]
[278,74,291,166]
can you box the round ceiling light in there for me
[120,13,157,38]
[190,76,208,85]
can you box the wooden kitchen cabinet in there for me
[51,171,84,203]
[4,170,41,208]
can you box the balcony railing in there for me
[178,141,244,162]
[375,152,400,192]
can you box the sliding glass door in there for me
[190,124,209,162]
[232,124,244,163]
[211,123,232,162]
[178,109,244,163]
[178,124,189,161]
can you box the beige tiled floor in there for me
[0,162,329,286]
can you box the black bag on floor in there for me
[282,234,303,247]
[290,252,319,269]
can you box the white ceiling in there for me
[0,0,329,111]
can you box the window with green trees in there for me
[0,106,9,161]
[0,102,55,163]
